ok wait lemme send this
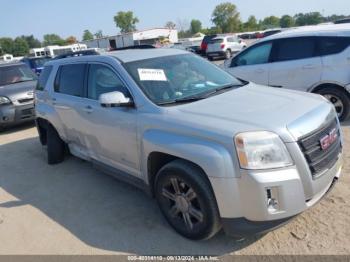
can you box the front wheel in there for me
[47,125,66,165]
[155,160,221,240]
[317,87,350,121]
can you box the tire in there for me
[316,87,350,121]
[155,159,221,240]
[225,50,231,59]
[208,56,214,61]
[47,125,65,165]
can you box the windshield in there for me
[123,54,243,105]
[32,57,51,67]
[0,64,37,86]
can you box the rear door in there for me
[51,63,88,147]
[227,36,241,52]
[268,37,322,91]
[226,41,273,85]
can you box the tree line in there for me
[1,2,349,56]
[0,30,104,56]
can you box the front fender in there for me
[141,129,236,179]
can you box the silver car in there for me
[35,49,342,240]
[0,62,37,129]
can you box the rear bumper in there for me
[206,51,226,57]
[0,103,35,127]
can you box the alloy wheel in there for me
[161,177,204,231]
[324,94,344,118]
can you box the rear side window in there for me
[274,37,316,62]
[36,65,53,91]
[318,37,350,56]
[210,38,224,44]
[54,64,86,97]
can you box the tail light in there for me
[201,43,207,51]
[220,44,225,49]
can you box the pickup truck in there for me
[35,48,343,240]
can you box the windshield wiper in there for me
[157,82,248,106]
[157,96,204,105]
[7,79,35,85]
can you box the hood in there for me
[167,83,335,142]
[0,80,37,102]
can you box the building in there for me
[82,28,178,50]
[29,44,88,58]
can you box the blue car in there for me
[21,57,51,75]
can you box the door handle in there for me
[83,105,93,114]
[302,64,315,69]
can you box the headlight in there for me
[0,96,11,105]
[235,131,293,170]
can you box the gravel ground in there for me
[0,122,349,255]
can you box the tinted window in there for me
[55,64,86,97]
[274,37,316,62]
[87,64,129,100]
[210,38,224,44]
[233,42,272,66]
[318,37,350,56]
[36,65,53,91]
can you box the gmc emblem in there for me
[320,128,338,151]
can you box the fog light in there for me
[266,187,280,212]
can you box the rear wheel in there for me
[47,125,65,165]
[208,56,214,61]
[225,50,231,59]
[317,87,350,121]
[155,160,221,240]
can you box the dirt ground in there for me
[0,122,349,255]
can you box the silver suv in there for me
[35,49,343,240]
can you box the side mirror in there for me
[99,91,134,108]
[238,39,242,44]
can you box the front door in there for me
[81,63,140,177]
[268,37,322,91]
[226,41,273,85]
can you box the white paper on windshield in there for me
[138,68,167,81]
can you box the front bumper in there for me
[0,103,35,127]
[209,154,342,237]
[221,175,339,237]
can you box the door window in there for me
[274,37,316,62]
[233,42,272,66]
[317,36,350,56]
[87,64,130,100]
[54,64,86,97]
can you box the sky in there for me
[1,0,349,40]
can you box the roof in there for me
[0,61,24,67]
[106,48,189,63]
[263,24,350,41]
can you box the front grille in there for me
[18,98,34,104]
[298,119,342,178]
[21,108,34,118]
